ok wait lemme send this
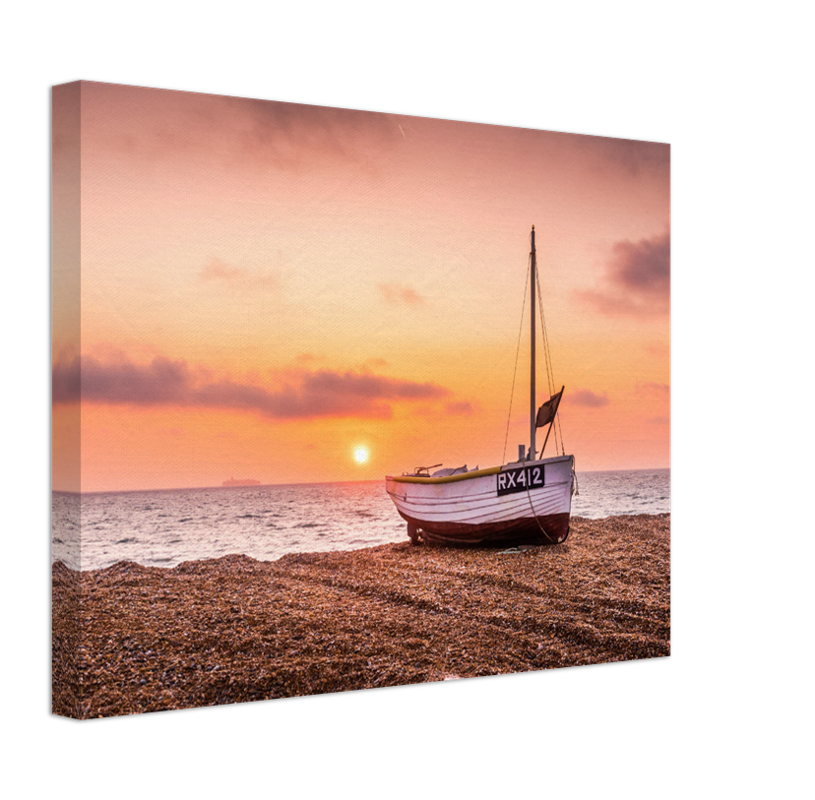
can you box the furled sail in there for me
[535,386,564,428]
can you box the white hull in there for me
[386,454,574,545]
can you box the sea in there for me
[52,468,670,571]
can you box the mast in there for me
[529,225,536,460]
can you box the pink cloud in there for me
[445,401,474,415]
[199,258,279,291]
[571,389,610,408]
[636,382,670,397]
[379,283,424,306]
[578,230,670,317]
[52,354,450,421]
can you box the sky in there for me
[52,81,670,492]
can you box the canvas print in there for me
[52,81,670,719]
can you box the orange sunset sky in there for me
[52,81,669,493]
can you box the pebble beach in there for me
[52,514,670,719]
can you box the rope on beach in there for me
[523,478,560,545]
[521,458,578,545]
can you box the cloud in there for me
[578,230,670,317]
[379,283,424,306]
[236,96,399,173]
[54,355,191,405]
[636,382,670,397]
[570,389,610,408]
[87,83,398,175]
[445,401,473,415]
[52,356,83,406]
[583,136,670,178]
[645,343,670,359]
[52,355,450,421]
[199,258,279,291]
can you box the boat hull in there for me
[385,455,574,546]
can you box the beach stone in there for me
[52,514,670,719]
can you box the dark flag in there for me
[535,386,564,428]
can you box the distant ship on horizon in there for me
[222,477,262,487]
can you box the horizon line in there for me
[53,466,671,495]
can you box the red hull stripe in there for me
[398,510,571,546]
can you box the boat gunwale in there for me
[388,454,572,485]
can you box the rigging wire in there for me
[502,257,531,464]
[536,253,566,457]
[504,245,568,463]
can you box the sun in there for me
[353,446,369,464]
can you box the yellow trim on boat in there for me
[391,466,502,484]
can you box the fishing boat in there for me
[385,226,576,546]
